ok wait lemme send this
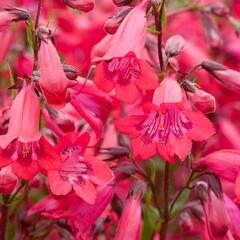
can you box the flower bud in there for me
[99,146,130,160]
[112,0,133,7]
[165,35,186,58]
[186,84,216,114]
[0,7,31,32]
[201,60,227,71]
[207,3,230,17]
[201,61,240,92]
[104,7,132,34]
[0,166,17,194]
[63,0,94,12]
[36,26,53,41]
[3,6,31,22]
[194,181,208,202]
[62,64,80,80]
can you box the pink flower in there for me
[47,132,114,204]
[38,30,71,108]
[93,0,158,103]
[116,76,215,161]
[0,84,61,179]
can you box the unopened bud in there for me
[201,60,227,72]
[36,26,53,41]
[112,162,136,175]
[202,13,223,48]
[3,6,31,21]
[99,146,130,160]
[104,7,132,34]
[165,35,186,58]
[128,180,147,200]
[63,0,94,12]
[112,0,133,7]
[179,212,194,233]
[207,3,230,17]
[181,80,198,93]
[187,87,216,114]
[194,181,208,202]
[202,61,240,92]
[62,64,80,80]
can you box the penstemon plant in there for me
[0,0,240,239]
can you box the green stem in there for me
[160,162,170,240]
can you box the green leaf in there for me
[147,27,160,35]
[26,20,34,50]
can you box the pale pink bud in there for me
[187,88,216,114]
[0,166,17,194]
[165,35,186,58]
[202,61,240,92]
[63,0,94,12]
[104,7,132,34]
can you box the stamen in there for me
[106,56,141,85]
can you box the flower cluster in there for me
[0,0,240,239]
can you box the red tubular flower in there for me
[116,77,215,162]
[47,132,114,204]
[38,31,71,108]
[0,84,61,180]
[93,0,158,104]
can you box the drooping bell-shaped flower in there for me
[93,0,158,104]
[0,83,61,179]
[116,76,215,161]
[38,26,71,108]
[47,132,114,204]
